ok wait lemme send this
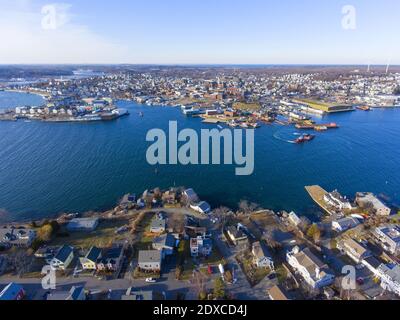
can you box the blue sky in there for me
[0,0,399,64]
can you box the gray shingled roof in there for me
[138,250,161,264]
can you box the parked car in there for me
[146,278,157,283]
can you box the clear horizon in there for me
[0,0,399,65]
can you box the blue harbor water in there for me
[0,91,399,222]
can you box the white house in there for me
[337,238,371,263]
[374,225,400,255]
[324,190,353,211]
[252,241,274,270]
[138,250,162,272]
[288,212,301,227]
[190,201,211,214]
[183,188,199,204]
[50,245,74,270]
[332,217,360,233]
[286,247,335,289]
[377,264,400,297]
[190,236,212,258]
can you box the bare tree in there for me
[238,200,259,215]
[213,206,233,230]
[8,250,32,276]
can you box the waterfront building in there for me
[374,225,400,255]
[323,190,353,211]
[292,99,353,113]
[183,188,199,204]
[288,211,302,227]
[190,201,211,214]
[67,218,99,232]
[286,247,335,289]
[0,227,36,248]
[356,193,391,216]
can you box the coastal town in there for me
[1,66,400,301]
[1,184,399,301]
[1,66,400,137]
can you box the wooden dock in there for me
[305,185,334,216]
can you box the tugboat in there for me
[295,134,315,144]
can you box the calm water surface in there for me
[0,91,399,222]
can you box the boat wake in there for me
[273,132,296,144]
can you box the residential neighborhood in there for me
[0,185,399,301]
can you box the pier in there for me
[305,185,335,216]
